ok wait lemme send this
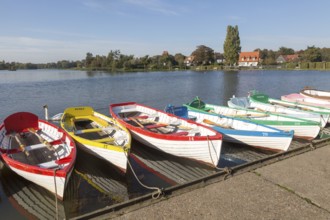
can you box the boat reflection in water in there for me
[0,139,252,218]
[126,140,250,197]
[64,148,129,217]
[0,162,67,220]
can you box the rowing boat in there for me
[109,102,222,167]
[281,93,330,109]
[228,91,329,128]
[300,87,330,101]
[184,97,319,140]
[0,112,76,200]
[60,106,131,173]
[167,105,293,151]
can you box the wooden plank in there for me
[93,137,115,143]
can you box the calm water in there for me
[0,69,329,219]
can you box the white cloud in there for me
[81,0,179,16]
[0,35,182,63]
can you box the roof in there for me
[239,51,260,62]
[276,54,299,62]
[284,54,299,61]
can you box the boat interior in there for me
[118,111,200,136]
[7,130,64,169]
[73,118,124,145]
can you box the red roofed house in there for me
[276,54,299,63]
[238,51,261,67]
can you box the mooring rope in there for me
[123,147,163,199]
[53,168,59,220]
[207,135,232,180]
[320,114,327,128]
[206,135,218,166]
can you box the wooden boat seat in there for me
[120,108,137,113]
[74,128,103,135]
[145,124,167,129]
[38,160,59,169]
[24,143,48,151]
[93,137,115,143]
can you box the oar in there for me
[225,113,269,118]
[254,108,277,114]
[138,118,193,130]
[28,128,53,150]
[271,101,312,111]
[202,119,232,129]
[12,133,29,156]
[128,117,144,128]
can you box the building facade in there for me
[238,51,260,67]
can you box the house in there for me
[276,54,299,63]
[238,51,260,67]
[214,52,225,64]
[184,56,195,66]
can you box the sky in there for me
[1,0,330,63]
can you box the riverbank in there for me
[2,61,330,72]
[77,139,330,219]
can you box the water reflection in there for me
[0,137,253,218]
[64,148,128,217]
[1,69,330,217]
[0,164,67,220]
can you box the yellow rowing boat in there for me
[60,106,131,173]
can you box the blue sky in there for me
[1,0,330,63]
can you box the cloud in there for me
[0,35,173,63]
[123,0,178,15]
[81,0,179,16]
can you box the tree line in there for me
[2,25,330,71]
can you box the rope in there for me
[53,168,59,220]
[320,114,327,129]
[207,135,232,180]
[123,147,163,199]
[217,167,233,180]
[206,135,221,167]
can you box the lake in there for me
[0,69,329,219]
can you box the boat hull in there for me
[0,113,76,200]
[228,93,328,128]
[186,97,320,140]
[75,141,128,172]
[281,93,330,109]
[110,102,222,167]
[300,88,330,100]
[60,106,131,173]
[187,109,293,151]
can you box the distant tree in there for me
[278,47,295,55]
[223,25,241,66]
[139,55,150,70]
[174,53,186,68]
[85,52,94,67]
[191,45,214,65]
[320,47,330,62]
[257,49,277,65]
[302,46,322,62]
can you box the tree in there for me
[278,47,295,55]
[191,45,214,65]
[257,49,277,65]
[223,25,241,66]
[320,47,330,62]
[174,53,186,69]
[85,52,94,67]
[302,46,322,62]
